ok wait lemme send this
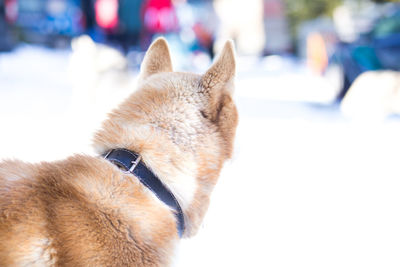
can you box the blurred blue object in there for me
[3,0,216,55]
[0,1,16,51]
[331,4,400,99]
[10,0,84,46]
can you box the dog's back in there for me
[0,156,178,266]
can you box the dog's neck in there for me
[93,121,201,234]
[103,148,185,237]
[93,107,227,237]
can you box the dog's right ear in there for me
[199,40,236,120]
[139,38,173,81]
[201,40,236,94]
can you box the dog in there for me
[0,38,238,266]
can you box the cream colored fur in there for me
[0,38,238,266]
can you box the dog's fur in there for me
[0,38,238,266]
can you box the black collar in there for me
[103,148,185,237]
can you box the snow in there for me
[1,45,400,267]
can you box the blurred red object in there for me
[95,0,119,30]
[143,0,178,33]
[193,22,212,49]
[5,0,18,23]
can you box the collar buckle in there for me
[128,154,142,172]
[103,149,141,173]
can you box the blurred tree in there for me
[284,0,395,47]
[284,0,343,38]
[371,0,398,2]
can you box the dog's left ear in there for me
[139,37,173,81]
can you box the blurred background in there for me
[1,0,400,266]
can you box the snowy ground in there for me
[1,45,400,267]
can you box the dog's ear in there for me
[139,37,173,81]
[200,41,238,158]
[200,40,236,121]
[201,40,236,94]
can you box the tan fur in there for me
[0,38,238,266]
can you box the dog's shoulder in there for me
[0,156,177,266]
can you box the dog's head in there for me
[94,38,238,236]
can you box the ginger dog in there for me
[0,38,238,266]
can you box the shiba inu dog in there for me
[0,38,238,266]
